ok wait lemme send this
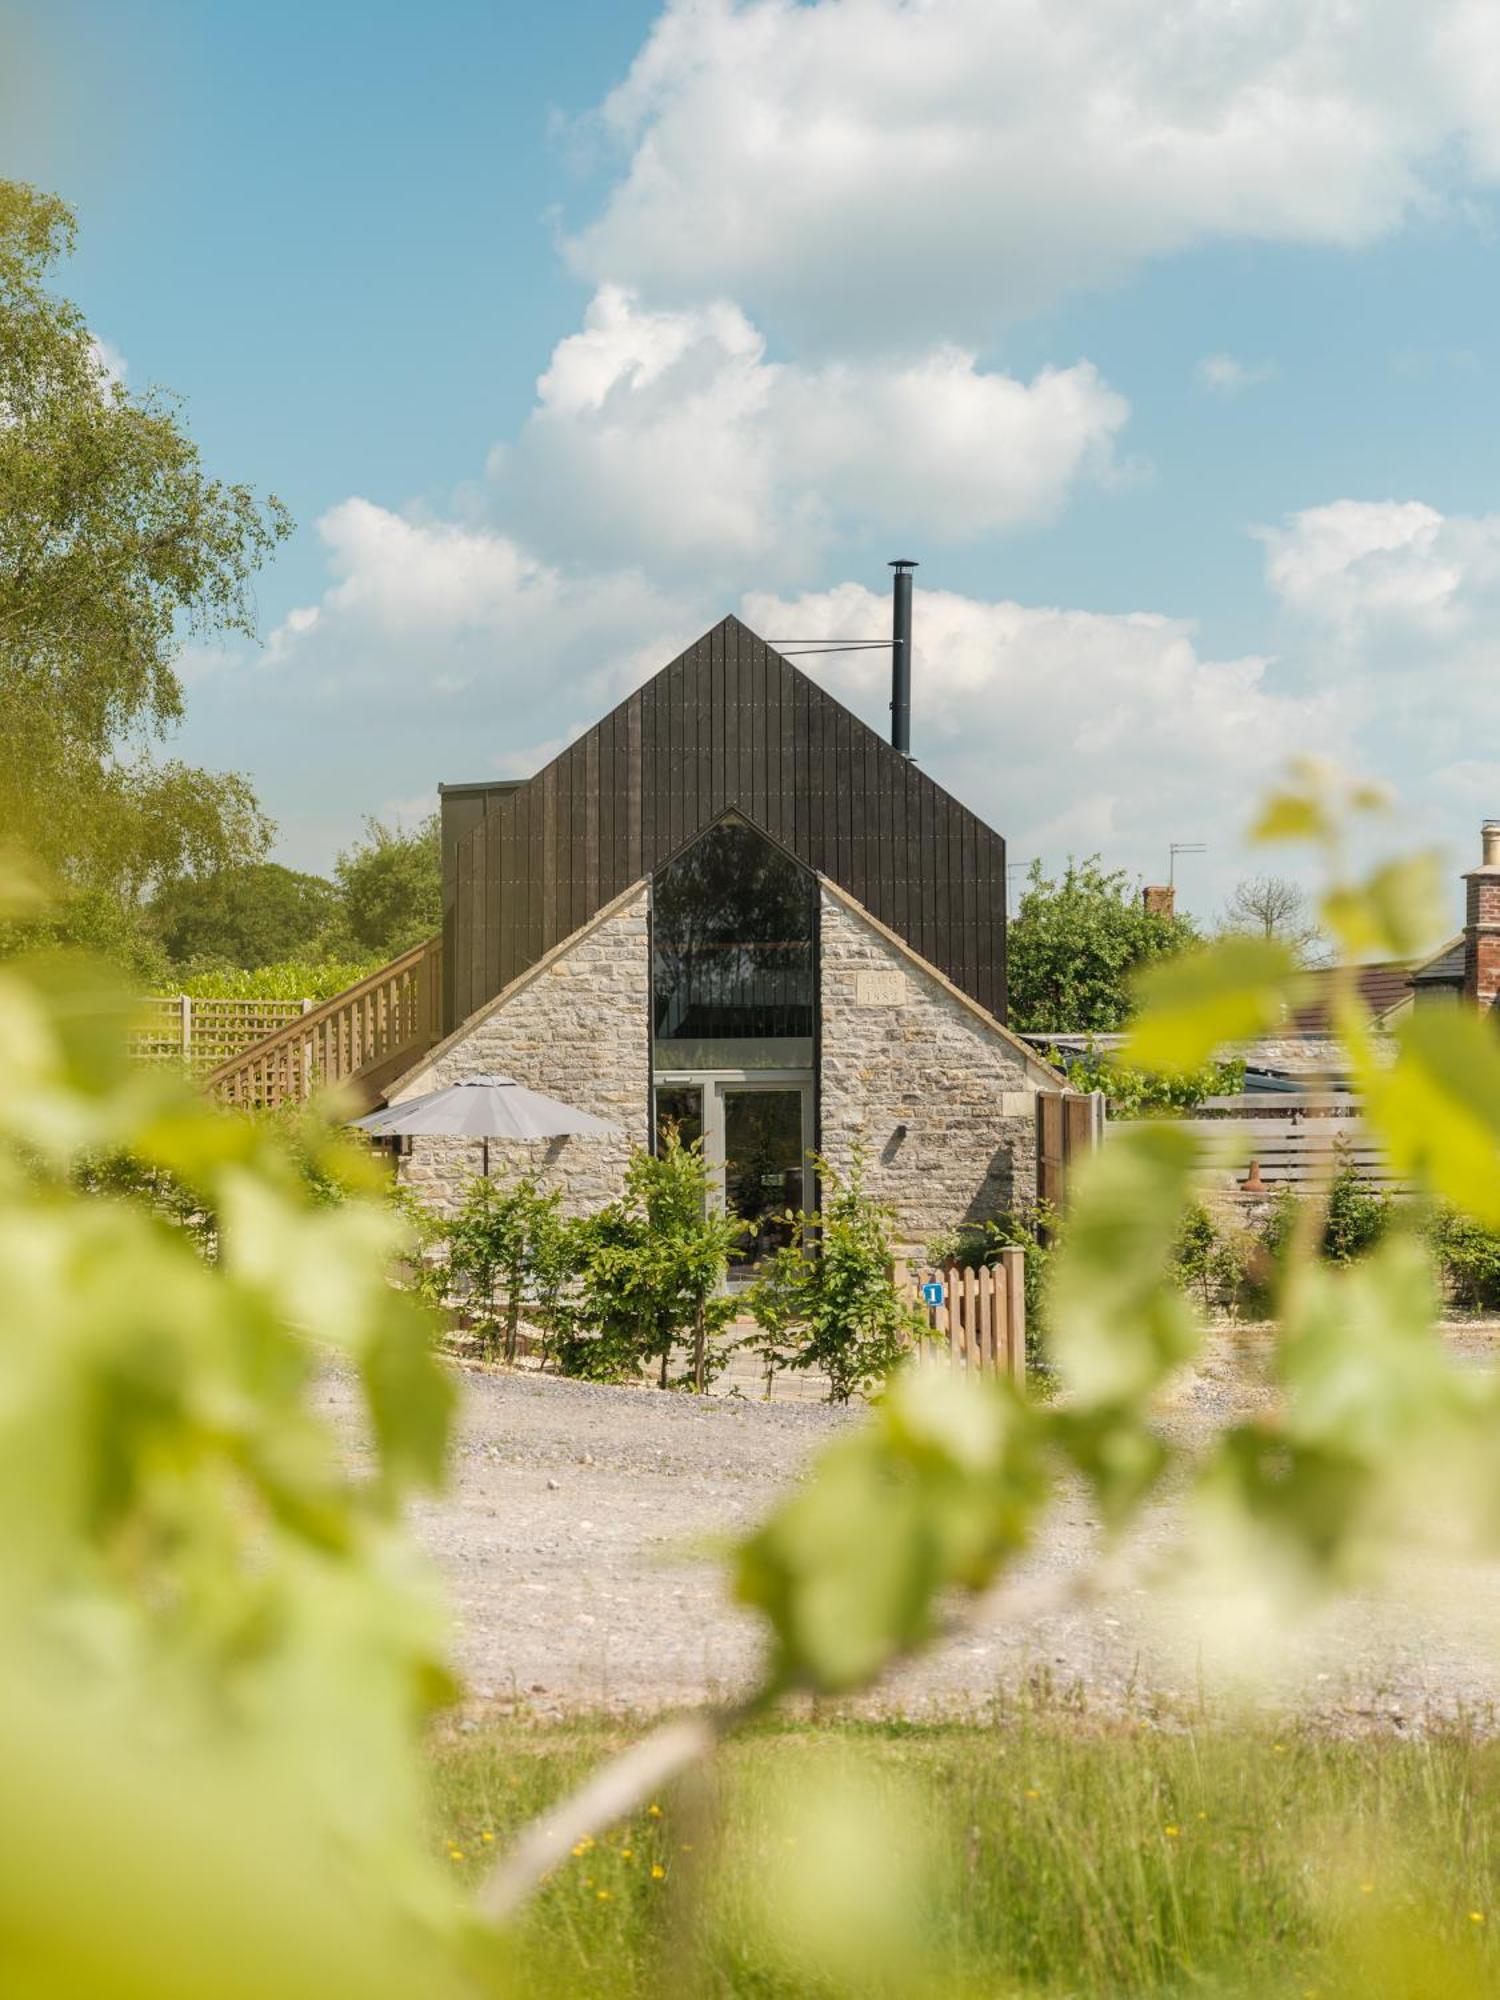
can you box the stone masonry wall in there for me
[818,886,1042,1250]
[394,887,649,1218]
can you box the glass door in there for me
[720,1085,810,1279]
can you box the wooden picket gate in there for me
[898,1251,1027,1386]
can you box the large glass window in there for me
[652,817,816,1051]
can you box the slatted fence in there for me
[899,1251,1027,1385]
[129,995,312,1075]
[1111,1097,1402,1190]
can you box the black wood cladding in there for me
[443,616,1007,1031]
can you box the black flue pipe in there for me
[889,558,917,756]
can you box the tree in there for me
[335,815,441,957]
[1219,874,1325,963]
[1007,856,1198,1033]
[0,180,288,925]
[149,862,343,970]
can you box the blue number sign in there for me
[920,1280,946,1308]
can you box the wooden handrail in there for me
[205,933,442,1111]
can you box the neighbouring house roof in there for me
[1409,933,1465,989]
[1284,960,1416,1033]
[439,614,1009,1034]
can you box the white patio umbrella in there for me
[355,1074,622,1175]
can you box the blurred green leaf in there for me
[733,1368,1045,1694]
[1353,1007,1500,1225]
[1250,791,1332,846]
[1049,1123,1202,1410]
[1322,853,1446,963]
[1126,937,1298,1074]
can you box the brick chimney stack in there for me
[1143,884,1175,919]
[1462,820,1500,1011]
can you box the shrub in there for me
[443,1172,567,1361]
[1257,1161,1391,1273]
[748,1151,925,1404]
[164,955,385,1001]
[1170,1201,1262,1319]
[1048,1046,1245,1116]
[1426,1205,1500,1314]
[558,1136,743,1388]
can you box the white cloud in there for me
[262,498,693,719]
[568,0,1500,346]
[1259,499,1500,657]
[88,336,127,388]
[1195,353,1277,397]
[1257,499,1500,868]
[741,579,1341,890]
[492,286,1128,577]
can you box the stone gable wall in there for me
[394,888,649,1217]
[817,888,1040,1248]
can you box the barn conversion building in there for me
[210,604,1062,1258]
[397,611,1058,1258]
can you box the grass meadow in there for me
[432,1710,1500,1997]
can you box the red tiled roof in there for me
[1286,961,1413,1033]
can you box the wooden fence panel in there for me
[1036,1089,1104,1220]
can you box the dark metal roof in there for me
[441,614,1007,1033]
[1410,936,1464,988]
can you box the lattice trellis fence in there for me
[129,996,314,1076]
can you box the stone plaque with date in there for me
[854,969,906,1007]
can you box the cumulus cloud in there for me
[1195,353,1277,396]
[1258,499,1500,649]
[1257,499,1500,858]
[567,0,1500,346]
[741,579,1342,886]
[493,286,1128,577]
[88,336,127,388]
[262,498,693,724]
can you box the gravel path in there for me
[317,1332,1500,1727]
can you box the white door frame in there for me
[653,1068,815,1215]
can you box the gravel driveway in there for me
[316,1332,1500,1727]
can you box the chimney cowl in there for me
[1483,820,1500,869]
[888,559,917,758]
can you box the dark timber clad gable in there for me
[442,616,1007,1032]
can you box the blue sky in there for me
[8,0,1500,925]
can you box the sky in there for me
[7,0,1500,927]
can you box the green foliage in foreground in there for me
[0,866,467,1998]
[17,755,1500,1996]
[433,1714,1500,2000]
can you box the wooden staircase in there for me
[204,934,443,1114]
